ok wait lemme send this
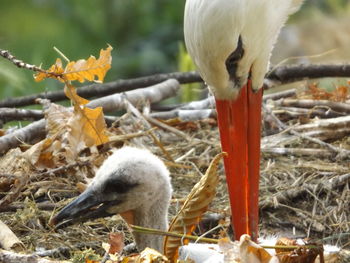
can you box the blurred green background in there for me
[0,0,350,101]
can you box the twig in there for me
[260,173,350,210]
[130,224,217,244]
[275,99,350,114]
[263,89,296,101]
[262,104,350,159]
[262,147,334,158]
[273,106,345,119]
[130,225,318,250]
[0,49,45,73]
[0,174,29,210]
[0,249,70,263]
[123,98,174,162]
[0,201,58,213]
[144,116,192,142]
[150,109,216,120]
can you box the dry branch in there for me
[150,109,216,120]
[150,89,297,120]
[273,107,345,119]
[87,78,180,112]
[0,201,57,213]
[262,107,350,158]
[0,119,46,155]
[267,64,350,83]
[0,108,43,123]
[1,63,350,108]
[0,80,179,155]
[0,249,70,263]
[262,147,334,158]
[263,89,297,101]
[0,72,199,108]
[275,99,350,114]
[260,173,350,210]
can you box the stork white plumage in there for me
[184,0,304,241]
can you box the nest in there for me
[0,86,350,262]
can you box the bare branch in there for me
[0,80,179,154]
[1,63,350,108]
[0,49,44,73]
[0,249,70,263]
[87,78,180,112]
[267,64,350,83]
[0,72,199,108]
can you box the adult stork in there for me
[184,0,304,241]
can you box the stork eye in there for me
[225,36,244,78]
[102,178,138,194]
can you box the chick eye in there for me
[102,178,138,194]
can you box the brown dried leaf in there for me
[63,84,109,148]
[305,83,349,102]
[108,232,125,254]
[64,83,89,106]
[34,58,64,82]
[275,237,323,263]
[163,152,225,261]
[25,99,109,166]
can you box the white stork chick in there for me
[50,147,172,252]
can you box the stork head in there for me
[50,147,172,230]
[184,0,305,100]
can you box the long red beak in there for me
[215,80,262,241]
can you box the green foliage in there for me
[0,0,185,100]
[177,42,201,102]
[0,0,348,101]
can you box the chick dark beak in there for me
[50,189,122,229]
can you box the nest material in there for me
[0,101,349,261]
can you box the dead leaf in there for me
[108,232,125,254]
[138,247,169,263]
[34,45,112,83]
[275,237,323,263]
[64,83,89,106]
[163,153,225,261]
[240,234,273,263]
[305,83,349,102]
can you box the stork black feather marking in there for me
[225,35,244,83]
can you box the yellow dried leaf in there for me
[34,58,65,82]
[64,83,89,106]
[28,99,109,166]
[79,106,109,146]
[34,45,112,83]
[239,235,272,263]
[163,152,225,261]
